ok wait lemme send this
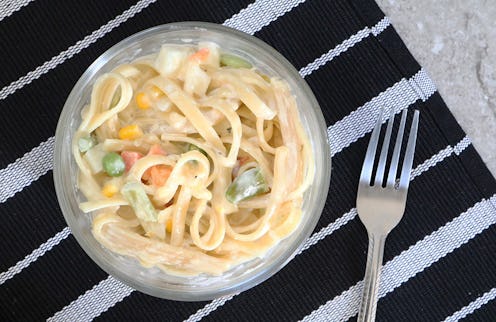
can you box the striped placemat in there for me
[1,0,495,321]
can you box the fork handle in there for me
[358,233,386,322]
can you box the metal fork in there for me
[356,108,420,322]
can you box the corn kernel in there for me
[118,124,143,140]
[166,218,172,233]
[149,85,163,99]
[136,92,151,109]
[102,183,118,198]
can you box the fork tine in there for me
[386,109,408,187]
[399,110,420,189]
[360,107,384,183]
[374,108,395,186]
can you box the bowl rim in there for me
[53,21,331,301]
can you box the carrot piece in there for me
[121,151,143,172]
[142,168,152,183]
[142,145,169,185]
[189,48,210,62]
[150,165,172,187]
[148,144,167,156]
[238,156,250,166]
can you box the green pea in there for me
[78,134,97,152]
[102,152,125,177]
[226,167,269,204]
[220,53,252,69]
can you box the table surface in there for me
[377,0,496,175]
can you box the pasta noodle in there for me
[73,42,314,276]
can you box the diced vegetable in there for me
[148,144,167,156]
[141,165,172,187]
[84,144,107,173]
[149,165,172,186]
[166,218,172,233]
[184,62,210,96]
[149,85,163,99]
[121,182,158,222]
[189,48,210,62]
[187,143,208,156]
[226,167,269,204]
[78,134,97,152]
[198,41,220,67]
[118,124,143,140]
[136,92,151,110]
[102,152,126,177]
[238,156,250,165]
[121,151,143,172]
[220,53,252,69]
[155,97,172,112]
[102,182,119,198]
[154,45,191,77]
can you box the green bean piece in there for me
[226,167,269,204]
[187,143,208,157]
[220,53,252,69]
[102,152,125,177]
[121,181,158,222]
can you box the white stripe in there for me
[301,195,496,322]
[0,0,34,21]
[184,137,470,322]
[184,294,238,322]
[47,276,134,322]
[454,136,472,155]
[299,17,391,77]
[328,67,436,157]
[223,0,306,34]
[410,146,453,179]
[0,227,70,286]
[443,287,496,322]
[0,136,54,203]
[409,68,437,101]
[0,0,158,101]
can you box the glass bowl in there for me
[53,22,331,301]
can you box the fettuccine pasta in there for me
[73,42,314,276]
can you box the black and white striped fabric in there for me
[1,0,495,321]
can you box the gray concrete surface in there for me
[376,0,496,175]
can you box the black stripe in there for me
[95,292,207,322]
[305,35,404,127]
[0,0,137,87]
[376,223,496,322]
[348,0,422,78]
[0,172,66,272]
[457,145,496,200]
[349,0,386,29]
[462,297,496,322]
[0,236,108,321]
[255,0,366,70]
[0,0,252,169]
[202,154,485,322]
